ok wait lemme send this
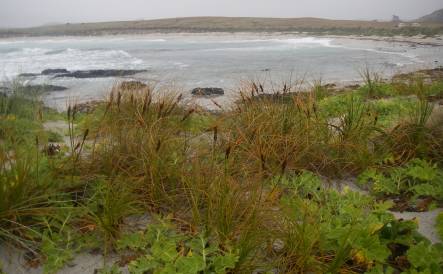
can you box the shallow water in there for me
[0,34,442,109]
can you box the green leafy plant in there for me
[274,172,397,273]
[358,159,443,204]
[40,215,76,274]
[117,219,238,274]
[407,241,443,272]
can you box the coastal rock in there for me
[54,69,147,79]
[118,80,148,90]
[41,68,69,75]
[191,87,224,96]
[18,73,39,77]
[18,84,68,93]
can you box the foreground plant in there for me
[116,218,238,274]
[358,158,443,211]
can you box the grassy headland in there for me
[1,17,443,38]
[1,68,443,273]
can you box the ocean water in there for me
[0,34,442,108]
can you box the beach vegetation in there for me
[1,71,443,273]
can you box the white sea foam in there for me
[278,37,335,47]
[204,37,337,52]
[0,47,146,78]
[216,37,333,46]
[335,44,423,63]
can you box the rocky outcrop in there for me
[54,69,147,79]
[18,69,147,79]
[191,87,224,96]
[41,68,69,75]
[19,84,68,93]
[18,73,39,77]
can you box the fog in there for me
[0,0,442,28]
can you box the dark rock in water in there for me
[18,73,39,77]
[54,69,147,79]
[324,83,337,89]
[42,68,69,75]
[191,87,224,96]
[118,80,148,90]
[18,84,68,93]
[344,84,361,90]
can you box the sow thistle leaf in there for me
[41,231,75,274]
[407,241,443,271]
[186,235,218,258]
[352,237,390,264]
[358,169,399,195]
[116,232,147,251]
[151,238,179,263]
[175,255,205,274]
[405,159,437,182]
[411,183,443,199]
[211,253,238,273]
[128,255,160,274]
[358,159,443,203]
[157,264,177,274]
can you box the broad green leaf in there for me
[175,255,205,274]
[212,253,238,274]
[128,256,160,274]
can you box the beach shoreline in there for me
[1,32,442,111]
[1,31,442,45]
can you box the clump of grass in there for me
[386,97,437,163]
[0,87,60,252]
[84,177,140,253]
[226,81,383,177]
[86,86,189,209]
[80,84,270,270]
[359,67,384,98]
[311,78,330,100]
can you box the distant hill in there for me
[418,8,443,23]
[0,16,442,38]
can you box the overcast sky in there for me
[0,0,442,28]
